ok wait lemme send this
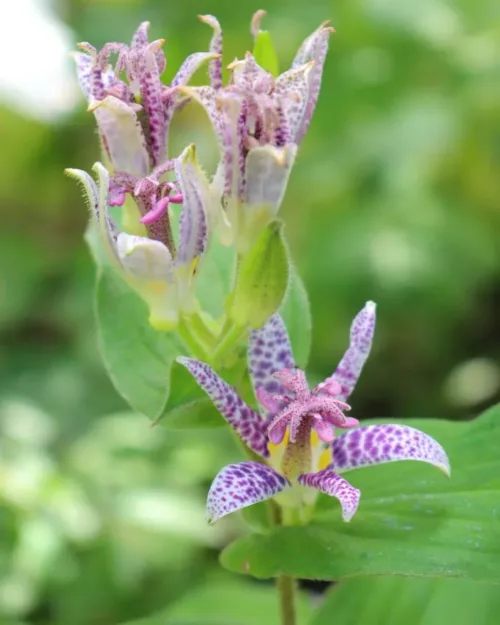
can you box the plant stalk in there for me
[268,501,297,625]
[277,574,297,625]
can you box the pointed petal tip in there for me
[76,41,95,54]
[198,14,220,28]
[176,355,193,366]
[149,38,166,52]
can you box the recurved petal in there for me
[64,167,98,215]
[291,22,333,143]
[316,301,376,401]
[65,163,119,267]
[90,95,149,177]
[171,52,221,88]
[244,144,297,216]
[198,14,223,90]
[207,461,290,522]
[176,357,269,458]
[248,314,295,417]
[298,468,360,522]
[331,424,451,476]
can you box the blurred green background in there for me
[0,0,499,623]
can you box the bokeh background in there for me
[0,0,499,623]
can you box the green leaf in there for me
[196,237,236,319]
[162,577,312,625]
[230,221,290,329]
[95,264,182,420]
[312,577,500,625]
[280,268,312,368]
[253,30,279,76]
[221,406,500,581]
[242,501,272,533]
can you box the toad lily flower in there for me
[72,21,218,174]
[177,302,450,523]
[181,12,333,251]
[65,144,209,330]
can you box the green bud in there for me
[252,29,279,76]
[229,220,290,329]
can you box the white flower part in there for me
[116,233,174,279]
[91,95,149,178]
[244,144,297,215]
[116,233,179,330]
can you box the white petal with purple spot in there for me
[207,461,290,522]
[298,468,360,522]
[331,424,451,476]
[316,301,376,402]
[248,314,295,417]
[176,357,269,458]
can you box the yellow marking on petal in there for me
[146,281,169,295]
[318,447,331,471]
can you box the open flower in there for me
[180,12,333,251]
[177,302,450,523]
[65,144,209,330]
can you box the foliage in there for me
[1,0,500,623]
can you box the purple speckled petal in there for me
[248,314,296,417]
[176,357,269,458]
[291,22,333,143]
[72,51,93,99]
[207,461,290,523]
[131,21,166,74]
[171,52,220,88]
[90,95,149,177]
[174,144,209,264]
[199,15,223,90]
[173,145,210,313]
[316,301,376,402]
[230,53,274,92]
[127,32,167,167]
[274,63,312,143]
[298,468,360,522]
[331,424,451,476]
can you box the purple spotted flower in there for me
[66,144,209,330]
[71,22,218,253]
[177,302,450,523]
[180,12,333,251]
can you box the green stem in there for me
[210,322,247,364]
[277,574,297,625]
[267,502,297,625]
[188,310,217,349]
[177,318,209,360]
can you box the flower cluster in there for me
[178,302,450,523]
[66,13,332,329]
